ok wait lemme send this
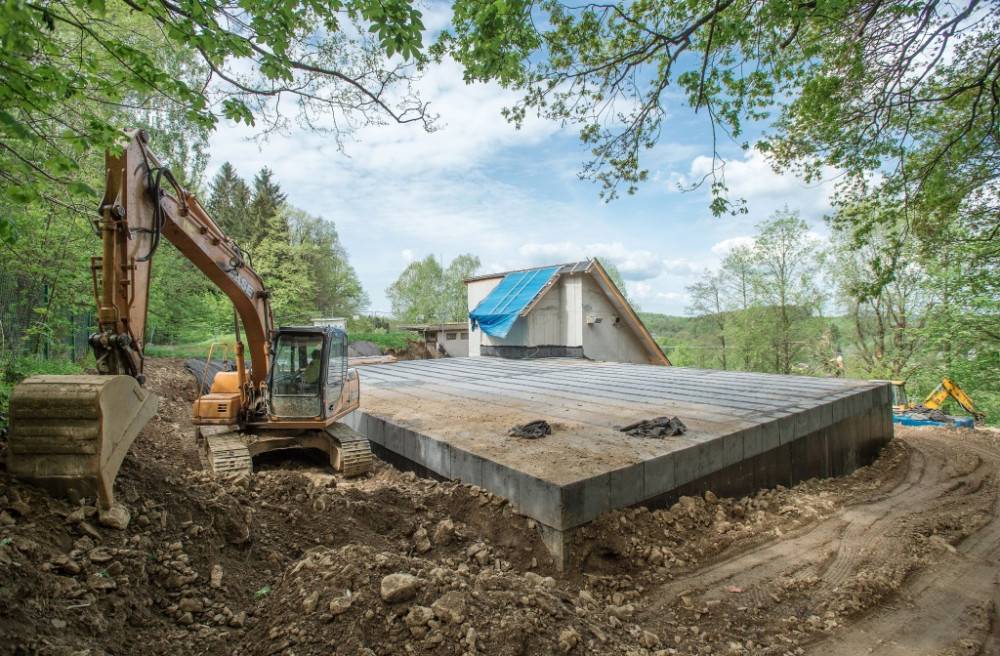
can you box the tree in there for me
[686,270,727,369]
[289,208,369,317]
[441,1,998,223]
[719,246,760,370]
[1,0,433,242]
[248,168,288,249]
[442,255,482,322]
[387,256,446,323]
[206,163,253,246]
[752,210,824,374]
[830,205,932,379]
[387,254,481,323]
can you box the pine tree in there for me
[206,163,252,246]
[249,167,287,247]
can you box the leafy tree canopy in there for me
[388,254,481,323]
[439,0,998,224]
[0,0,434,240]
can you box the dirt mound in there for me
[2,359,998,656]
[348,341,382,358]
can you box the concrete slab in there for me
[349,357,893,561]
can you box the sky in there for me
[206,5,840,316]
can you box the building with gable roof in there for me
[466,259,669,365]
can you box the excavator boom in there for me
[7,130,370,509]
[924,378,985,423]
[7,131,275,509]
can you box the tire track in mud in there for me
[640,438,938,612]
[808,434,1000,656]
[636,428,1000,656]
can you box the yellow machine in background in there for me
[889,377,985,425]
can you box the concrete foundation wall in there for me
[347,383,892,532]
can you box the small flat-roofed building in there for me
[466,259,669,365]
[311,317,347,331]
[399,322,470,357]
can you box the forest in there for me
[0,0,996,429]
[641,208,998,424]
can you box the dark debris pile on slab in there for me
[509,420,552,439]
[620,416,687,438]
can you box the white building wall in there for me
[561,275,583,347]
[580,275,650,364]
[466,277,501,357]
[435,329,469,357]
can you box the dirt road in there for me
[0,358,997,655]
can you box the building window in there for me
[446,332,458,340]
[460,333,468,340]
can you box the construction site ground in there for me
[1,358,997,656]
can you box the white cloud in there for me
[661,258,700,277]
[628,282,688,312]
[401,248,415,263]
[711,236,755,255]
[674,148,841,219]
[518,241,670,280]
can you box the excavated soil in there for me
[0,358,998,655]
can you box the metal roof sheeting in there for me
[468,265,561,338]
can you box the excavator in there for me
[5,130,372,511]
[888,377,985,428]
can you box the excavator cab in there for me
[268,326,358,421]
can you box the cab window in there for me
[270,333,324,418]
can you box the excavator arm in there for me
[93,131,273,391]
[7,130,274,509]
[923,378,985,424]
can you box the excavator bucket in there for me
[6,375,158,509]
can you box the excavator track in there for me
[197,428,253,476]
[327,423,374,477]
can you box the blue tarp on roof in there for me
[469,266,561,338]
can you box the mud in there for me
[0,358,997,655]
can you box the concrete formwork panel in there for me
[348,357,893,567]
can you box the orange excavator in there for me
[6,130,371,511]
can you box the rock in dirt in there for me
[210,564,224,588]
[559,627,580,652]
[431,591,467,624]
[179,597,204,613]
[380,573,423,603]
[404,605,435,637]
[51,554,81,574]
[432,519,455,546]
[328,591,353,617]
[98,504,131,530]
[87,547,114,563]
[302,590,320,612]
[524,572,556,589]
[413,526,431,553]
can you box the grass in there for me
[145,337,236,360]
[348,330,418,351]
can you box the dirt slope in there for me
[0,358,997,655]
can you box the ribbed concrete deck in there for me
[345,358,893,567]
